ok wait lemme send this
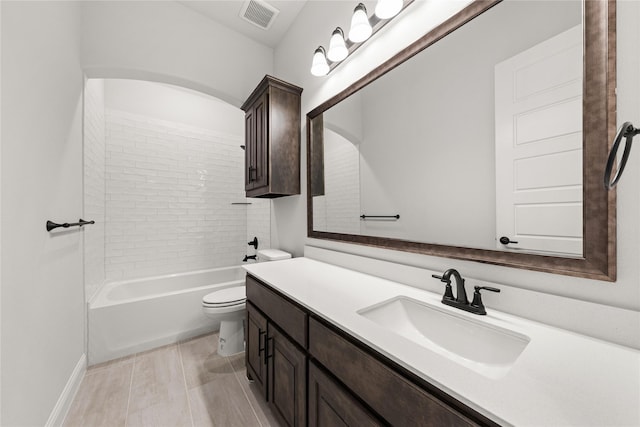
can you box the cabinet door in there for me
[309,362,382,427]
[246,302,268,397]
[253,93,269,191]
[245,109,255,190]
[267,325,306,427]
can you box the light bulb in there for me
[310,46,330,76]
[348,3,372,43]
[327,27,348,62]
[375,0,402,19]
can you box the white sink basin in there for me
[358,296,530,379]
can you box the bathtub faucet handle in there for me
[243,255,257,262]
[248,237,259,249]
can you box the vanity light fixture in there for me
[349,3,373,42]
[310,0,413,76]
[310,46,330,76]
[375,0,403,19]
[327,27,349,62]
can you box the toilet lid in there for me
[203,286,246,306]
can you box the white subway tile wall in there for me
[104,109,248,281]
[84,79,107,301]
[315,139,361,234]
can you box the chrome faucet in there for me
[432,269,500,315]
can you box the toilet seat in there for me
[202,286,246,311]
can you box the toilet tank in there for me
[257,249,292,262]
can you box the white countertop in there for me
[244,257,640,427]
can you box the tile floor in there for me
[64,333,281,427]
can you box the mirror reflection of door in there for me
[495,25,583,256]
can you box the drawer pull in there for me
[265,336,274,363]
[258,329,267,359]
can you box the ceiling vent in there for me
[240,0,280,30]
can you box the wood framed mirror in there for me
[307,0,616,281]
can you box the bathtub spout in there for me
[243,255,257,262]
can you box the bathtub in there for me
[88,266,245,365]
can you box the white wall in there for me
[103,107,246,280]
[272,0,475,256]
[81,1,274,107]
[84,79,106,302]
[104,79,243,136]
[274,0,640,348]
[83,79,266,282]
[357,1,580,248]
[2,0,275,422]
[1,2,85,425]
[0,2,3,422]
[81,79,247,282]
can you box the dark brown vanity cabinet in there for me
[268,325,307,427]
[245,274,497,427]
[308,362,382,427]
[246,275,307,427]
[241,75,303,198]
[246,302,268,395]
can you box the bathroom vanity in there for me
[245,274,493,426]
[244,257,640,426]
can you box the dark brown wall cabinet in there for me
[241,75,303,198]
[245,274,498,427]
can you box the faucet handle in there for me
[432,274,454,300]
[476,286,500,293]
[470,286,500,315]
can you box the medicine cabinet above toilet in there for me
[242,75,303,198]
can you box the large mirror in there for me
[307,0,616,281]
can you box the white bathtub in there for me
[88,266,245,365]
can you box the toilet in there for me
[202,249,291,356]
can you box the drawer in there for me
[309,317,492,427]
[246,274,308,348]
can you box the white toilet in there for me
[202,249,291,356]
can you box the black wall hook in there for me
[46,219,95,232]
[604,121,640,190]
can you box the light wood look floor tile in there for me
[229,356,279,427]
[86,354,135,377]
[126,394,192,427]
[128,345,185,413]
[188,375,261,427]
[179,333,236,389]
[64,361,133,427]
[64,333,281,427]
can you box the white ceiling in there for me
[178,0,308,48]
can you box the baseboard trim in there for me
[45,353,86,427]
